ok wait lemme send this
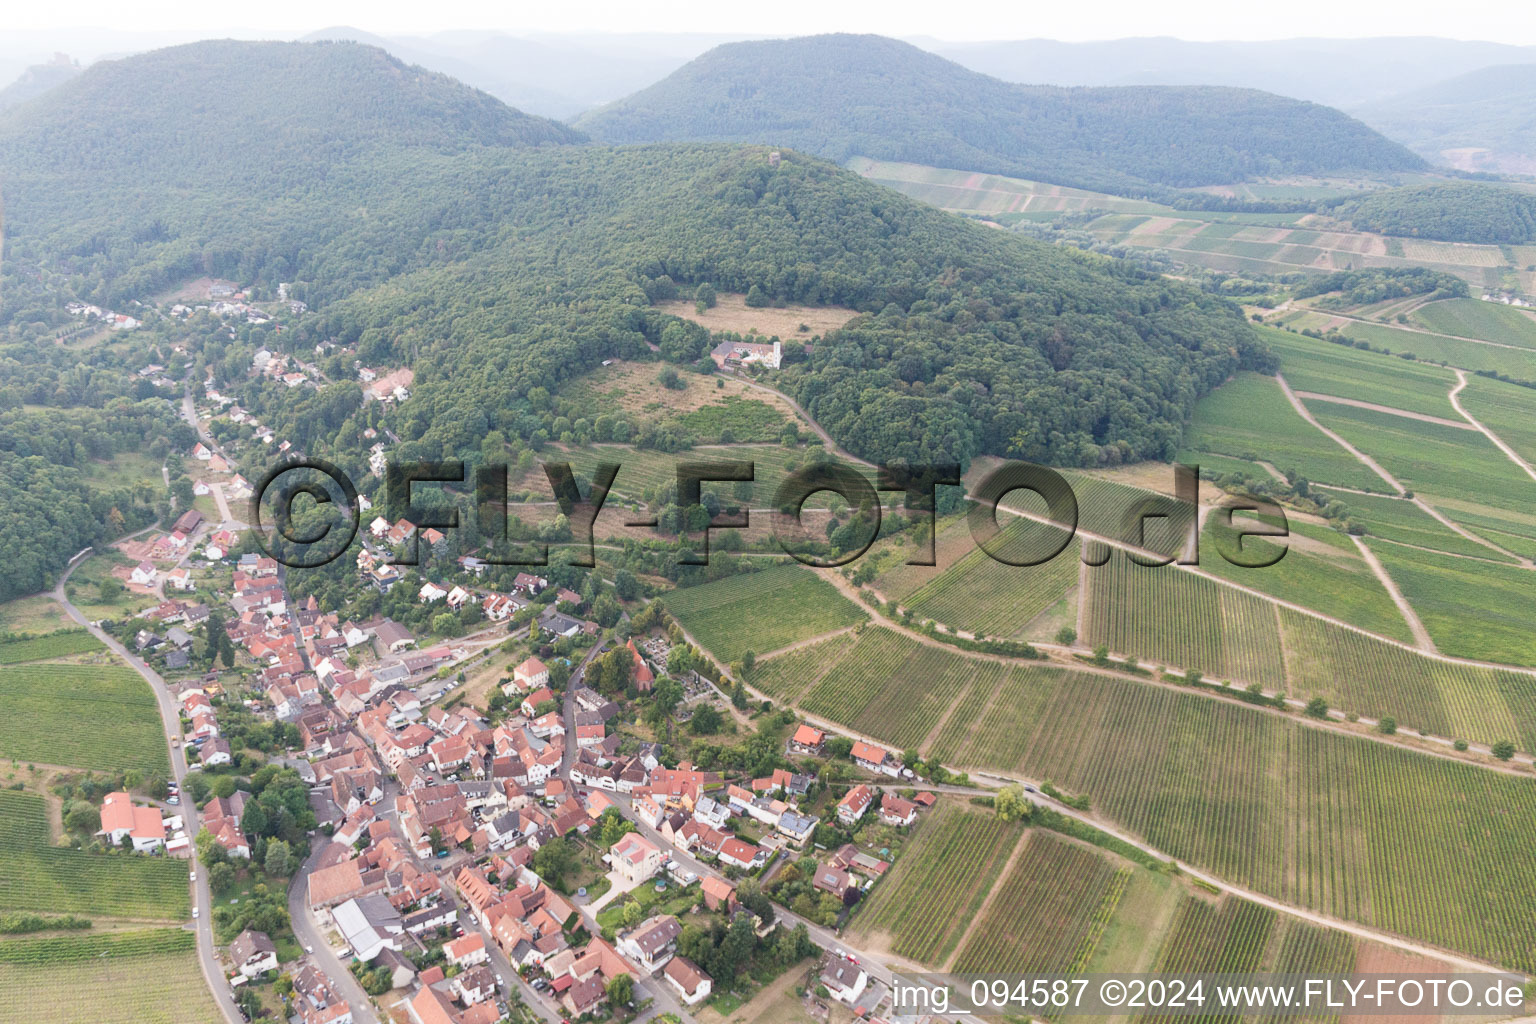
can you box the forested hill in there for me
[575,34,1426,194]
[0,35,1268,477]
[1336,183,1536,245]
[0,38,584,314]
[280,145,1268,469]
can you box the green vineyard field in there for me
[851,803,1023,965]
[664,562,865,663]
[0,791,188,920]
[0,663,168,774]
[0,631,101,664]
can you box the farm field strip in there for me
[1196,517,1413,644]
[0,663,169,775]
[953,832,1120,974]
[1315,486,1514,561]
[1309,401,1536,518]
[664,562,866,664]
[853,803,1024,964]
[1261,328,1459,419]
[820,641,1536,970]
[0,791,189,920]
[1411,298,1536,349]
[0,930,219,1024]
[899,523,1079,639]
[0,630,102,664]
[1366,540,1536,668]
[1082,551,1287,689]
[745,631,856,702]
[1178,372,1388,492]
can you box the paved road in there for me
[52,551,242,1024]
[286,844,381,1024]
[450,908,564,1024]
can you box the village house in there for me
[230,928,279,979]
[663,956,713,1005]
[98,791,166,852]
[617,914,681,973]
[880,792,918,828]
[609,832,664,886]
[836,784,874,826]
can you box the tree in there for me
[1304,697,1329,719]
[614,569,639,601]
[264,838,295,877]
[208,860,236,893]
[745,284,769,308]
[620,900,644,927]
[533,837,575,887]
[64,801,101,836]
[1491,739,1517,761]
[694,282,717,310]
[606,973,634,1007]
[1054,626,1076,645]
[689,705,723,735]
[1377,716,1397,735]
[995,785,1031,822]
[241,801,269,839]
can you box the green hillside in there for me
[576,33,1425,195]
[1337,183,1536,245]
[0,39,583,312]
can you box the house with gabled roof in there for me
[836,784,874,826]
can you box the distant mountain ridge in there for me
[1352,64,1536,175]
[0,55,81,111]
[575,34,1426,196]
[929,36,1536,109]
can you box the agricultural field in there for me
[869,513,981,604]
[796,627,997,750]
[1412,298,1536,349]
[1455,373,1536,466]
[1176,372,1387,492]
[850,802,1024,965]
[896,522,1080,639]
[549,440,856,511]
[1273,313,1536,379]
[0,630,102,664]
[849,158,1164,217]
[1317,486,1512,560]
[1261,328,1458,418]
[0,596,78,636]
[952,832,1126,974]
[1368,541,1536,666]
[1197,515,1412,643]
[663,562,865,664]
[654,290,859,339]
[0,929,218,1024]
[1277,609,1536,750]
[0,791,189,920]
[1310,401,1536,516]
[1081,550,1287,688]
[926,661,1536,971]
[743,630,857,703]
[0,662,168,775]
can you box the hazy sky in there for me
[7,0,1536,43]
